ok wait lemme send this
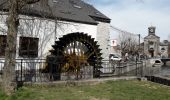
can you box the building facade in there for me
[0,0,111,60]
[144,26,169,58]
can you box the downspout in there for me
[54,20,57,44]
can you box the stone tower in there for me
[144,26,160,57]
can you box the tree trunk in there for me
[2,0,18,95]
[1,0,40,95]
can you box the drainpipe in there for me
[54,20,57,44]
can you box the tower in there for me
[144,26,160,57]
[148,26,156,35]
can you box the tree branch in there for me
[18,0,40,8]
[25,0,40,4]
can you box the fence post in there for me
[136,59,138,76]
[118,61,121,76]
[21,59,23,82]
[141,61,143,77]
[16,59,24,89]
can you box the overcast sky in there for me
[88,0,170,41]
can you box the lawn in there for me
[1,80,170,100]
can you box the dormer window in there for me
[73,4,81,9]
[53,0,58,3]
[95,12,100,15]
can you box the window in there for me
[149,41,154,45]
[53,0,58,3]
[161,48,165,51]
[73,4,82,9]
[19,37,39,58]
[0,35,6,57]
[95,12,101,15]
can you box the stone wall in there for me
[96,22,110,60]
[160,45,169,58]
[144,37,160,57]
[142,59,162,76]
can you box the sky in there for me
[87,0,170,41]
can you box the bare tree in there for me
[1,0,83,91]
[18,17,56,58]
[2,0,40,95]
[118,33,139,57]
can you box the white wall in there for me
[56,21,97,40]
[0,15,98,59]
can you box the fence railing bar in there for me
[0,59,144,83]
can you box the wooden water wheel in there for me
[45,32,103,79]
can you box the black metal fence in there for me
[100,60,144,77]
[0,59,145,83]
[146,76,170,86]
[0,59,47,82]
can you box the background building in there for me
[144,26,169,58]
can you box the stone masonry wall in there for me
[96,22,110,60]
[144,37,160,57]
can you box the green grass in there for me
[1,80,170,100]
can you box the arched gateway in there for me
[43,32,103,80]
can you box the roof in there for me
[160,40,169,46]
[0,0,111,25]
[144,34,160,39]
[160,42,168,46]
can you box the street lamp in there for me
[137,34,140,61]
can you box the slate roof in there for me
[0,0,110,25]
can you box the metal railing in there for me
[0,59,145,83]
[0,59,46,82]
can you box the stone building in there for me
[0,0,111,60]
[144,26,169,58]
[0,0,111,78]
[159,40,169,58]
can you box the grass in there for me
[1,80,170,100]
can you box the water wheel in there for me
[45,32,103,79]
